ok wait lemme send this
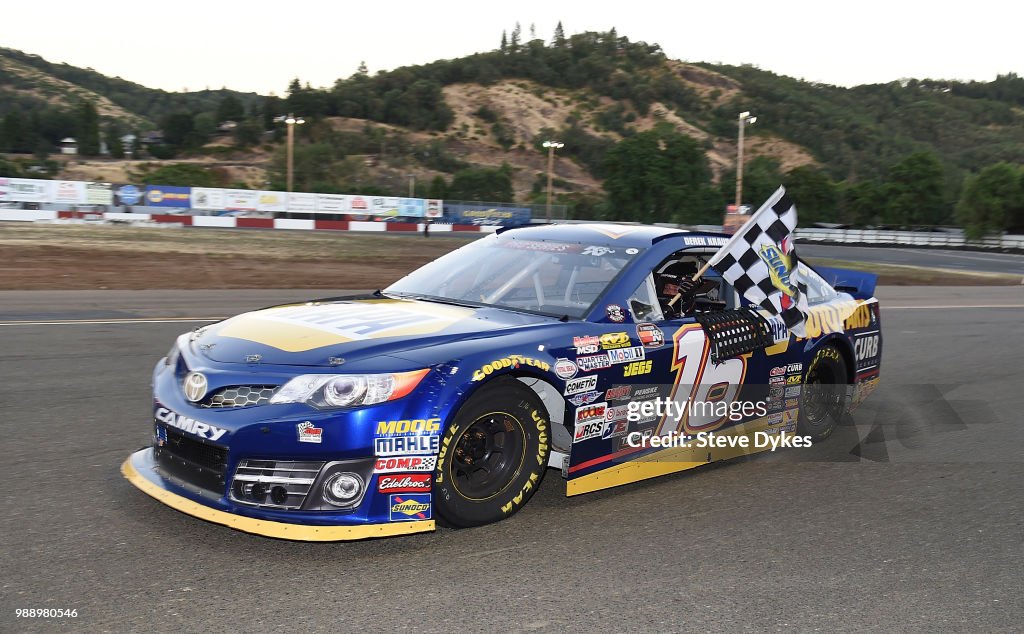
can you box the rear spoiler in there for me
[814,266,878,300]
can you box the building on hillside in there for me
[59,138,78,155]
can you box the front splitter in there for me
[122,449,435,541]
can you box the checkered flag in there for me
[706,186,809,338]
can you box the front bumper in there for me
[122,448,435,541]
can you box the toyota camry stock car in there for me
[123,223,882,540]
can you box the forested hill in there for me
[1,30,1021,235]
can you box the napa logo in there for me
[389,494,431,521]
[758,242,798,297]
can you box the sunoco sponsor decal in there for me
[389,494,432,521]
[155,407,227,441]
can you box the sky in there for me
[3,0,1021,95]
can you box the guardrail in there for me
[795,227,1024,251]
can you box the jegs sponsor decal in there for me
[636,323,664,348]
[376,418,441,437]
[374,435,440,456]
[378,473,432,494]
[154,407,227,441]
[573,335,600,355]
[568,391,602,407]
[623,360,653,377]
[608,346,645,364]
[374,456,437,473]
[599,332,631,350]
[554,357,578,380]
[564,375,598,395]
[577,354,612,372]
[296,421,323,444]
[605,385,631,401]
[389,494,431,521]
[606,304,626,323]
[472,355,550,381]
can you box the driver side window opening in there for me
[627,251,735,322]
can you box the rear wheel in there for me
[434,378,550,527]
[798,346,849,441]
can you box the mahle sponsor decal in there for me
[155,407,227,441]
[375,435,440,456]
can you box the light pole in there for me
[735,111,756,211]
[542,140,564,222]
[284,114,305,192]
[408,173,416,198]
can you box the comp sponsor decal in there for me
[377,473,432,494]
[376,418,441,437]
[473,355,551,381]
[154,407,227,442]
[296,421,323,444]
[375,435,440,456]
[577,354,612,372]
[608,346,645,364]
[564,375,598,395]
[554,358,579,380]
[599,332,631,350]
[374,456,437,473]
[636,323,665,349]
[389,494,432,521]
[568,391,602,407]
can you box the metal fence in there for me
[794,227,1024,251]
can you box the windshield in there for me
[386,236,642,318]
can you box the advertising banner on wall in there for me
[370,197,400,217]
[191,188,224,210]
[396,198,424,217]
[144,185,191,208]
[287,192,316,212]
[447,203,531,226]
[315,193,350,213]
[7,178,51,203]
[114,184,144,206]
[223,189,258,211]
[53,180,87,204]
[257,190,287,212]
[85,182,114,205]
[348,195,369,213]
[426,199,443,218]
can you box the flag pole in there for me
[667,186,787,308]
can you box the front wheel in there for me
[798,345,849,442]
[434,378,550,527]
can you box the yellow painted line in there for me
[0,317,222,326]
[121,457,434,541]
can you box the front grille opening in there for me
[154,426,228,494]
[229,460,325,509]
[199,385,279,409]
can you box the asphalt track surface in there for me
[2,285,1023,632]
[798,243,1024,275]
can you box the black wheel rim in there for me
[451,412,525,501]
[802,362,843,427]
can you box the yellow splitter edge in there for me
[121,451,435,541]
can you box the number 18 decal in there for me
[656,324,748,436]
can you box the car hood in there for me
[192,297,554,367]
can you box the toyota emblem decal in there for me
[183,372,208,402]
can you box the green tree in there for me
[132,163,218,187]
[216,95,245,122]
[448,165,514,201]
[839,179,886,226]
[955,163,1024,239]
[602,125,718,223]
[784,166,838,225]
[884,151,948,226]
[161,112,196,148]
[427,175,448,199]
[105,127,125,159]
[74,101,100,156]
[719,156,784,209]
[553,21,566,47]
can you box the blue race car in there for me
[123,223,882,540]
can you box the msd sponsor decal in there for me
[389,494,432,521]
[374,456,437,473]
[564,375,598,396]
[154,407,227,441]
[573,335,600,355]
[377,473,432,494]
[375,435,440,456]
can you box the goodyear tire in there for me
[434,377,550,528]
[798,345,849,442]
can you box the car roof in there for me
[496,222,729,248]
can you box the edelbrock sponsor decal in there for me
[155,407,227,441]
[377,473,432,493]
